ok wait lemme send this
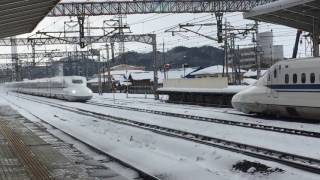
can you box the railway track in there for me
[99,97,231,108]
[97,97,231,111]
[3,95,161,180]
[9,94,320,175]
[86,100,320,139]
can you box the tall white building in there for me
[228,31,284,70]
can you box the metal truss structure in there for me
[48,0,277,16]
[0,51,99,60]
[0,34,155,46]
[0,34,160,99]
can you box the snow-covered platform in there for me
[158,85,247,107]
[0,105,128,180]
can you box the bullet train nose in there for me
[231,92,243,111]
[231,87,254,114]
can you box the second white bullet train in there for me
[6,76,93,102]
[232,57,320,121]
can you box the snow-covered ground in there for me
[1,92,320,180]
[91,93,320,133]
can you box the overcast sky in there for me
[1,0,313,64]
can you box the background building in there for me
[228,31,284,70]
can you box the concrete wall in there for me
[272,45,284,60]
[163,77,228,89]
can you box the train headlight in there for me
[88,89,93,94]
[71,90,76,94]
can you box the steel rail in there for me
[12,94,320,175]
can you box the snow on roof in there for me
[191,65,246,76]
[113,74,126,82]
[110,64,145,71]
[242,78,257,85]
[88,74,128,85]
[87,78,99,83]
[91,67,198,84]
[129,67,198,83]
[103,69,145,76]
[129,71,154,81]
[164,67,197,79]
[243,69,268,78]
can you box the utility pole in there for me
[162,40,166,80]
[111,42,115,63]
[255,21,261,78]
[215,13,223,43]
[152,35,159,100]
[230,33,236,84]
[30,41,36,79]
[106,44,112,91]
[31,42,36,67]
[312,18,319,57]
[236,45,241,85]
[78,16,86,48]
[10,37,20,81]
[223,19,228,79]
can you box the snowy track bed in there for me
[9,93,320,159]
[69,103,320,160]
[86,100,320,139]
[4,93,320,178]
[92,94,320,133]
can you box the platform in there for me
[0,0,60,38]
[158,86,247,107]
[244,0,319,33]
[0,105,128,180]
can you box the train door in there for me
[49,78,52,97]
[266,70,272,98]
[267,67,279,99]
[271,66,279,99]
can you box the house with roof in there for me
[127,67,199,94]
[189,65,247,84]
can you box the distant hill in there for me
[121,46,224,70]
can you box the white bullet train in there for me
[6,76,93,102]
[232,57,320,121]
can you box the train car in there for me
[232,57,320,121]
[6,76,93,102]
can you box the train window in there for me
[72,80,83,84]
[310,73,315,83]
[301,73,306,84]
[279,65,281,74]
[285,74,289,84]
[293,74,297,84]
[274,69,277,78]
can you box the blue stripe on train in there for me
[266,84,320,92]
[267,84,320,89]
[276,90,320,92]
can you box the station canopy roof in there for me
[0,0,60,38]
[243,0,320,33]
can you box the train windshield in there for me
[72,79,83,84]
